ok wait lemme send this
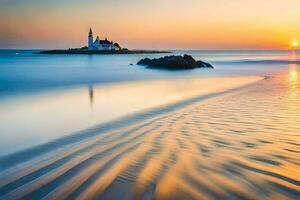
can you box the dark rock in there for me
[137,54,213,70]
[138,58,152,65]
[196,61,214,68]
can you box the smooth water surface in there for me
[1,50,299,96]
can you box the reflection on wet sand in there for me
[0,75,300,200]
[89,86,94,106]
[0,76,261,156]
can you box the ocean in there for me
[0,50,299,199]
[1,49,297,97]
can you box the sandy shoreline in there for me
[0,76,263,157]
[4,75,299,200]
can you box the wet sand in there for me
[0,76,261,156]
[0,74,300,200]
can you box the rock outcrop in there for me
[137,54,214,70]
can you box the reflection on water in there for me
[287,65,299,100]
[289,67,298,84]
[290,50,297,61]
[0,75,299,200]
[0,76,261,156]
[89,85,94,106]
[290,69,298,81]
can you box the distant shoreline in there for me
[37,49,172,55]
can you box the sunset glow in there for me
[291,40,299,48]
[1,0,300,49]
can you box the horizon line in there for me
[0,48,298,51]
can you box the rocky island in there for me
[37,28,171,55]
[38,48,171,55]
[137,54,214,70]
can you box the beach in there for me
[1,0,300,199]
[1,74,299,200]
[0,76,261,156]
[0,50,299,199]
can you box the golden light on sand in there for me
[291,70,297,76]
[288,66,299,99]
[290,69,298,81]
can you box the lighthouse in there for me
[87,28,119,50]
[88,28,94,50]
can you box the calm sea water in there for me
[1,49,298,97]
[0,50,299,199]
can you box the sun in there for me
[291,40,299,48]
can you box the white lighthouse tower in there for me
[87,28,118,50]
[88,28,94,50]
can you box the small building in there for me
[88,28,120,50]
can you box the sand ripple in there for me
[0,75,300,200]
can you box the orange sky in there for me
[0,0,300,49]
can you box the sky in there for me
[0,0,300,50]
